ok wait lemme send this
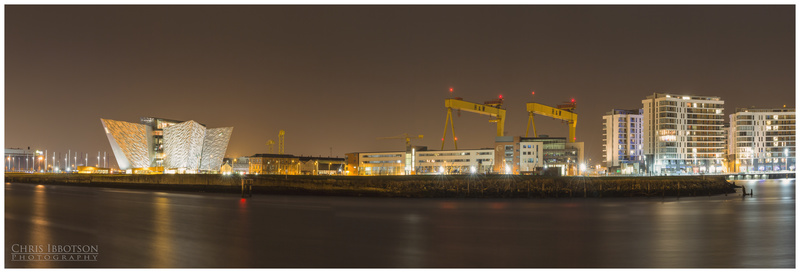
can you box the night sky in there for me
[5,5,795,169]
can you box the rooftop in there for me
[735,107,795,113]
[646,93,722,101]
[250,153,344,161]
[605,109,643,115]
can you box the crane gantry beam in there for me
[442,97,506,150]
[525,101,578,142]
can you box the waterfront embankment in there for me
[4,173,737,198]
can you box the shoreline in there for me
[5,173,739,198]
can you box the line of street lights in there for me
[5,149,111,173]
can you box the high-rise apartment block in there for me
[602,109,643,174]
[642,93,725,174]
[729,107,795,172]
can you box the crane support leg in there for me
[441,108,458,150]
[497,116,505,137]
[569,122,576,143]
[525,112,537,138]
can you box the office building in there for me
[249,154,344,175]
[346,147,496,175]
[415,148,495,174]
[494,136,578,175]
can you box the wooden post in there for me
[541,181,545,198]
[241,178,253,197]
[555,180,559,198]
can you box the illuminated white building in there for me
[345,148,495,175]
[602,109,643,174]
[415,149,494,174]
[642,93,725,174]
[101,117,232,173]
[495,136,572,175]
[729,107,795,172]
[349,151,406,175]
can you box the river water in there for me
[5,178,794,268]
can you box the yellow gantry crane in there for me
[278,130,285,154]
[525,92,579,142]
[442,88,506,150]
[378,133,424,151]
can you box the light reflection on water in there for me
[30,185,52,267]
[4,178,795,268]
[151,196,173,268]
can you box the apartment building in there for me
[642,93,725,174]
[602,109,644,174]
[729,107,796,172]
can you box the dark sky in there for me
[5,5,795,169]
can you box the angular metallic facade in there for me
[103,118,233,172]
[200,127,233,171]
[163,120,206,171]
[101,118,153,170]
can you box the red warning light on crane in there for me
[499,94,503,99]
[571,98,575,103]
[449,88,453,92]
[531,91,535,95]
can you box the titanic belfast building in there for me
[101,117,233,173]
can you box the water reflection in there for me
[151,196,173,268]
[231,197,252,266]
[4,179,795,268]
[29,185,51,267]
[396,213,424,267]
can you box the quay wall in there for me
[4,173,738,198]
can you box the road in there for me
[5,179,795,268]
